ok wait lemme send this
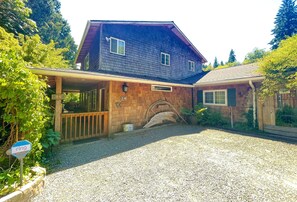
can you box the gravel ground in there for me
[33,125,297,202]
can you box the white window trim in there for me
[203,89,227,106]
[161,52,170,66]
[110,37,125,55]
[151,85,172,92]
[188,60,195,72]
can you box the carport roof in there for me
[194,63,264,86]
[29,67,197,87]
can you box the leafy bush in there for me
[244,108,258,129]
[182,104,228,127]
[0,27,66,195]
[276,105,297,127]
[41,129,60,154]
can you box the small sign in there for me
[51,94,66,100]
[11,140,32,159]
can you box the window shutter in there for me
[197,90,203,104]
[227,88,236,106]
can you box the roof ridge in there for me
[211,63,258,71]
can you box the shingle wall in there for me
[109,81,192,133]
[98,24,203,80]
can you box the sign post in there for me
[11,140,32,186]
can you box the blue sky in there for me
[59,0,282,64]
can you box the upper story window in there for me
[110,37,125,55]
[84,53,89,70]
[188,60,195,72]
[161,52,170,66]
[203,90,227,106]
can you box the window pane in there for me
[165,55,170,65]
[118,40,125,55]
[205,92,214,103]
[110,38,117,53]
[215,91,226,104]
[161,53,166,65]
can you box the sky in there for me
[59,0,282,64]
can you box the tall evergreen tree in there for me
[220,61,224,66]
[213,57,219,68]
[228,49,236,63]
[0,0,36,35]
[270,0,297,49]
[26,0,77,65]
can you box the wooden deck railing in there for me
[61,111,108,142]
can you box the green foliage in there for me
[228,49,237,63]
[244,108,258,129]
[270,0,297,49]
[213,57,219,68]
[0,0,36,35]
[259,34,297,97]
[216,61,241,69]
[0,27,65,195]
[276,105,297,127]
[202,63,214,71]
[26,0,77,65]
[20,34,69,68]
[243,48,267,64]
[0,162,33,197]
[41,129,60,150]
[0,28,48,162]
[182,104,228,126]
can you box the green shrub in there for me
[182,104,228,127]
[276,105,297,127]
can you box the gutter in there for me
[249,80,256,128]
[29,68,194,88]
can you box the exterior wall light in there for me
[122,83,128,93]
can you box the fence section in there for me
[61,111,108,142]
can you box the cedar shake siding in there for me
[194,83,261,123]
[87,24,203,80]
[109,81,192,133]
[89,29,101,71]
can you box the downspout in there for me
[249,80,256,128]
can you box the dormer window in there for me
[161,52,170,66]
[188,60,195,72]
[110,37,125,55]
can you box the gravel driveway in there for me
[33,125,297,202]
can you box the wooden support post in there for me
[55,76,62,133]
[108,81,112,136]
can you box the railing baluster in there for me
[61,112,108,141]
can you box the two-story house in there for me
[31,20,270,142]
[31,20,208,141]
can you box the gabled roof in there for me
[75,20,207,64]
[195,63,264,86]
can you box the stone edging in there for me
[0,167,46,202]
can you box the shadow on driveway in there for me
[47,124,206,174]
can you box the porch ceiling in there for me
[47,75,100,91]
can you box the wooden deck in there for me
[61,111,108,142]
